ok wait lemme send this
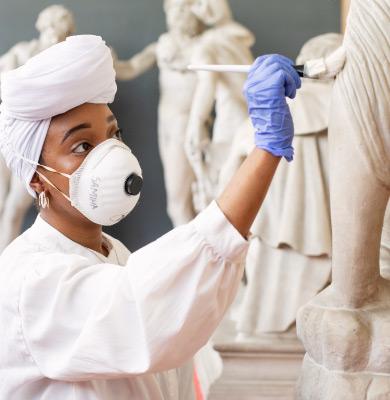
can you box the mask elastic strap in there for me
[2,141,73,201]
[17,153,71,179]
[35,170,72,203]
[1,141,71,180]
[15,152,72,202]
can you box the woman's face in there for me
[30,103,122,224]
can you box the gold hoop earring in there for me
[38,191,50,209]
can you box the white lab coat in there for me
[0,201,248,400]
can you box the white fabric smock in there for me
[0,201,248,400]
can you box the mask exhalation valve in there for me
[125,173,143,196]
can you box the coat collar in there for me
[28,213,116,263]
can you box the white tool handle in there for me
[187,64,251,73]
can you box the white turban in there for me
[0,34,117,197]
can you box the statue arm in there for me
[185,48,217,168]
[185,52,218,210]
[112,42,157,81]
[186,69,217,152]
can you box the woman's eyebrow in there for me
[106,114,117,123]
[61,123,91,144]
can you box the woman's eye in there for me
[73,142,92,154]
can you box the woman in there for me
[0,35,300,400]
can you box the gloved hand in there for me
[244,54,301,161]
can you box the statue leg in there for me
[328,94,389,308]
[158,114,196,227]
[0,175,33,251]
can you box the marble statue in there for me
[113,0,254,225]
[0,5,75,252]
[184,0,254,212]
[217,33,343,336]
[113,0,206,227]
[297,0,390,398]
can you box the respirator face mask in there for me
[24,138,143,226]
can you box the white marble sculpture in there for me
[217,34,343,336]
[0,5,75,252]
[183,0,254,212]
[297,0,390,398]
[113,0,206,226]
[113,0,254,225]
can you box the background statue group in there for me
[0,0,389,398]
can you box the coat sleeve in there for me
[19,201,248,381]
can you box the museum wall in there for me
[0,0,340,250]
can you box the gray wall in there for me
[0,0,340,251]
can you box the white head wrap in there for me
[0,34,117,197]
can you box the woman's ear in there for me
[29,172,45,195]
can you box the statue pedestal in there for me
[297,280,390,400]
[209,320,304,399]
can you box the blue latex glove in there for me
[243,54,301,161]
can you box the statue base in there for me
[297,355,390,400]
[209,321,304,399]
[297,280,390,400]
